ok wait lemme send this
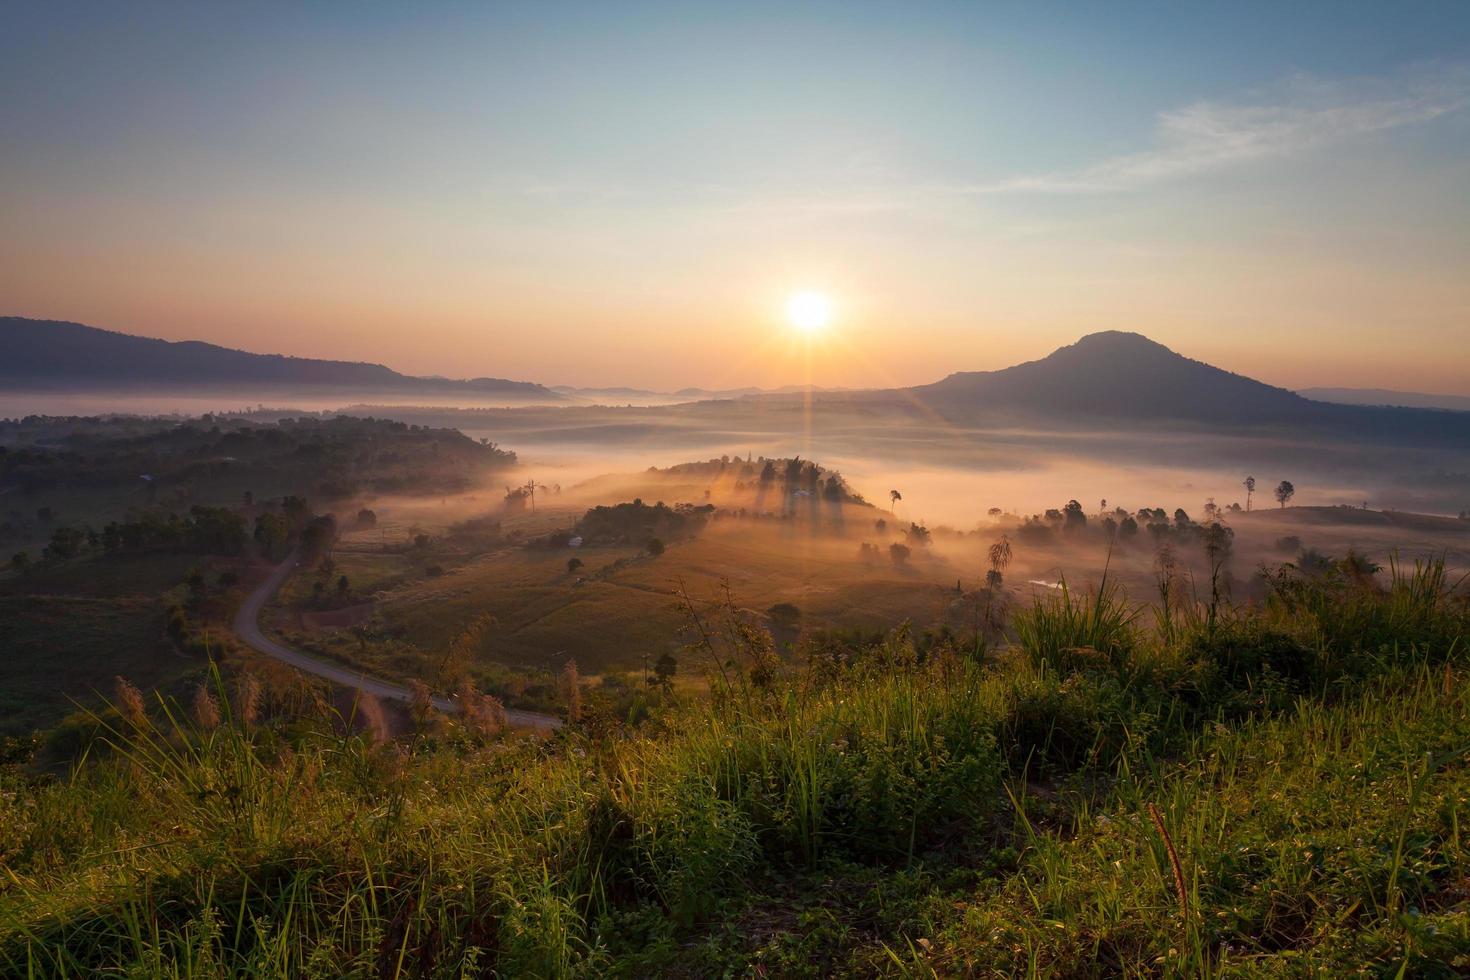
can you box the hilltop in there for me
[0,317,562,401]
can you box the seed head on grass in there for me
[407,678,435,728]
[1147,801,1189,925]
[456,679,505,739]
[562,659,582,724]
[114,675,148,730]
[356,691,390,744]
[192,682,221,731]
[233,671,261,728]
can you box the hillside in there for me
[0,317,561,400]
[893,331,1470,444]
[910,331,1311,423]
[3,556,1467,974]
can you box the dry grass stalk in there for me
[562,659,582,723]
[1148,801,1189,925]
[356,691,390,744]
[192,682,221,731]
[456,679,504,738]
[233,671,261,728]
[407,678,434,728]
[114,675,148,730]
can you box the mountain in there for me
[908,331,1313,424]
[811,330,1470,447]
[0,317,561,400]
[551,383,851,403]
[1298,387,1470,413]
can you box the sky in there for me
[3,2,1469,393]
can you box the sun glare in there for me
[786,290,831,333]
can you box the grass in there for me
[1,557,1467,976]
[371,524,967,674]
[0,594,198,737]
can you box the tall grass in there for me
[1,554,1466,976]
[1012,570,1140,672]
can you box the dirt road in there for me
[233,552,561,731]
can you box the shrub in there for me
[1012,574,1138,673]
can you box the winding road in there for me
[233,551,561,731]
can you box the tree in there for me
[889,489,902,508]
[1243,475,1256,511]
[986,534,1012,588]
[653,653,678,692]
[1063,499,1087,530]
[44,526,86,562]
[1275,480,1295,508]
[337,575,350,595]
[357,508,377,527]
[254,512,289,559]
[567,556,584,574]
[987,507,1002,518]
[889,542,911,566]
[645,537,665,557]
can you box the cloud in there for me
[963,63,1470,194]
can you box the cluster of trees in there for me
[1009,478,1297,549]
[503,480,562,512]
[10,504,250,568]
[0,413,516,504]
[573,500,714,546]
[652,455,868,506]
[8,492,337,571]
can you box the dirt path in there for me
[233,551,561,731]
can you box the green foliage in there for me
[574,499,712,545]
[1012,571,1140,672]
[2,555,1466,976]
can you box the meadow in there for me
[2,551,1466,976]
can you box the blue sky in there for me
[3,2,1468,390]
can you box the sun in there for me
[786,290,831,333]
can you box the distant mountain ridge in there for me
[552,382,850,402]
[1298,387,1470,413]
[0,317,561,400]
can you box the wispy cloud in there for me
[963,64,1470,194]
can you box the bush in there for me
[998,666,1148,774]
[1012,574,1138,673]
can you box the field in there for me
[0,554,207,736]
[3,554,1467,975]
[276,488,1470,688]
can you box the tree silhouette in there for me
[652,653,678,692]
[986,535,1012,587]
[1275,480,1295,508]
[889,489,902,509]
[1243,475,1256,512]
[567,556,583,574]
